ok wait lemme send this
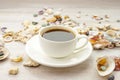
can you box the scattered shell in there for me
[111,27,120,31]
[76,14,80,18]
[47,17,57,23]
[22,20,31,27]
[11,56,23,62]
[93,44,105,50]
[64,15,70,20]
[105,15,109,19]
[23,57,40,67]
[108,75,115,80]
[38,10,44,15]
[1,27,7,33]
[3,31,14,37]
[54,15,62,21]
[45,8,53,14]
[0,47,9,60]
[19,36,30,44]
[96,56,115,76]
[114,57,120,71]
[9,67,19,75]
[115,41,120,47]
[106,30,117,37]
[107,43,115,49]
[96,39,111,47]
[3,36,13,43]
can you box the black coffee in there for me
[42,29,75,41]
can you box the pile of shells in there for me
[76,25,120,50]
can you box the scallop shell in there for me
[96,56,115,76]
[0,47,10,60]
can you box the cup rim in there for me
[39,26,78,43]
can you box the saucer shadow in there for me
[41,56,92,74]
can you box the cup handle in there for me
[73,35,88,53]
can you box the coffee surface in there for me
[42,29,75,41]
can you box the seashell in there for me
[19,36,30,44]
[107,43,115,49]
[11,56,23,62]
[9,67,19,75]
[106,30,117,37]
[111,27,120,31]
[103,32,116,41]
[96,56,115,76]
[93,44,105,50]
[45,8,53,14]
[115,41,120,47]
[64,15,70,20]
[3,31,14,37]
[47,17,57,23]
[3,36,13,43]
[23,57,40,67]
[88,31,99,36]
[114,57,120,71]
[97,26,107,31]
[116,32,120,39]
[0,47,9,60]
[96,39,111,47]
[54,15,62,21]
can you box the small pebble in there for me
[9,67,19,75]
[32,22,38,25]
[33,14,38,17]
[38,10,44,15]
[108,75,115,80]
[1,27,7,33]
[116,20,120,22]
[105,15,109,19]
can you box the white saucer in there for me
[25,35,93,68]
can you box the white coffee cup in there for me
[39,26,88,58]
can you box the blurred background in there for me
[0,0,120,9]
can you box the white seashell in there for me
[9,67,19,75]
[89,31,99,36]
[93,44,105,50]
[23,57,40,67]
[96,56,115,76]
[45,8,53,14]
[0,47,9,60]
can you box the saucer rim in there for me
[25,35,93,68]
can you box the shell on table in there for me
[96,56,115,76]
